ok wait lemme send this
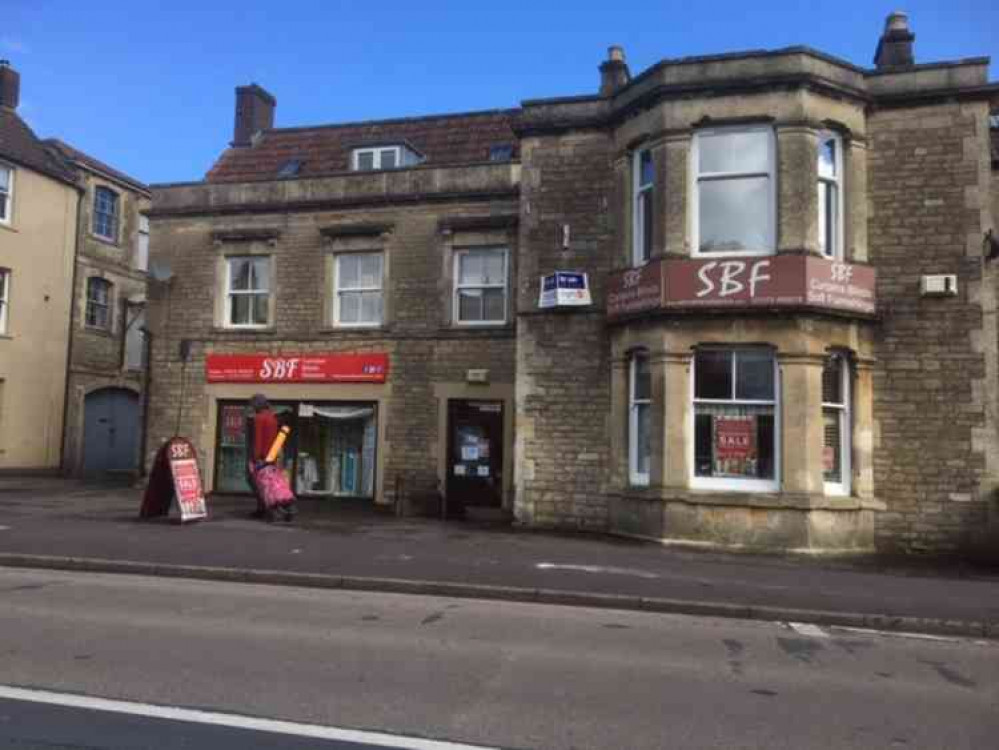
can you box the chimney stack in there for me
[0,60,20,111]
[232,83,276,147]
[874,11,915,70]
[599,46,631,97]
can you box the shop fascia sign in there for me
[539,271,592,309]
[607,256,876,318]
[206,353,389,384]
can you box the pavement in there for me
[0,475,998,639]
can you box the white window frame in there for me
[333,251,384,328]
[85,277,113,331]
[135,214,150,272]
[0,164,13,225]
[225,256,271,329]
[632,149,654,266]
[352,146,403,172]
[818,131,844,260]
[690,347,781,493]
[92,186,119,242]
[453,247,508,326]
[0,268,9,334]
[629,351,651,486]
[822,353,851,497]
[690,125,776,258]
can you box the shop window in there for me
[93,186,119,241]
[632,149,654,266]
[333,252,383,327]
[693,127,775,256]
[0,164,12,224]
[226,256,270,328]
[0,268,8,334]
[214,401,377,499]
[822,354,851,495]
[454,247,508,325]
[629,351,651,486]
[693,348,778,491]
[818,132,843,260]
[85,277,112,330]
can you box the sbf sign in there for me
[259,358,301,380]
[696,260,772,299]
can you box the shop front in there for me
[606,256,881,551]
[203,353,389,504]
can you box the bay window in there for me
[818,132,843,259]
[822,354,851,495]
[454,248,508,325]
[334,252,383,327]
[693,348,778,490]
[628,351,651,485]
[226,256,270,328]
[632,149,654,266]
[693,127,775,256]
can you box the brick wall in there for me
[515,131,616,529]
[868,102,994,553]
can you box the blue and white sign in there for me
[539,272,592,309]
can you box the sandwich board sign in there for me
[140,437,207,522]
[539,272,591,309]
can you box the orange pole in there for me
[265,425,291,463]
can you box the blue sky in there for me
[4,0,996,185]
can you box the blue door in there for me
[83,388,140,474]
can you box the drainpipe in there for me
[138,327,153,477]
[59,183,85,475]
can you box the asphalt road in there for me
[0,568,996,750]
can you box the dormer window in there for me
[277,159,302,178]
[489,144,514,162]
[351,145,420,171]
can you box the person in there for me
[246,394,294,522]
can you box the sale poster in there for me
[715,416,757,477]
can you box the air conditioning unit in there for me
[919,274,958,297]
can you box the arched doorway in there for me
[83,388,140,475]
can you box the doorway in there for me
[446,399,504,513]
[82,388,140,475]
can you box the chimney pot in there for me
[0,60,20,111]
[599,45,631,97]
[874,10,915,70]
[232,83,276,148]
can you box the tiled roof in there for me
[45,138,149,194]
[0,107,77,186]
[205,108,520,183]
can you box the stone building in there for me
[0,59,150,476]
[45,140,151,477]
[148,13,999,555]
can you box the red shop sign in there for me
[715,416,756,461]
[206,353,389,384]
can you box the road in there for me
[0,568,995,750]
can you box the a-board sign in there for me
[140,437,207,522]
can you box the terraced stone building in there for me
[148,13,999,556]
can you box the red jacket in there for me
[253,409,279,462]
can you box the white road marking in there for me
[0,685,500,750]
[786,622,830,638]
[828,625,992,646]
[535,563,659,579]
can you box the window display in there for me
[214,400,376,498]
[693,348,777,488]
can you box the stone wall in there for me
[868,101,996,553]
[515,131,616,529]
[147,185,518,504]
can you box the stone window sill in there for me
[611,486,883,512]
[210,326,277,335]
